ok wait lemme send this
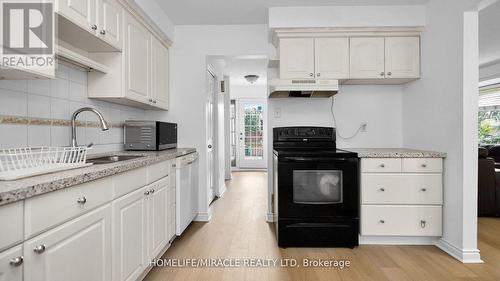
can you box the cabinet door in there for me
[57,0,96,33]
[314,38,349,79]
[350,37,385,79]
[24,205,112,281]
[147,177,169,260]
[0,245,23,281]
[279,38,315,79]
[385,37,420,79]
[97,0,122,50]
[151,35,169,110]
[124,11,151,104]
[112,187,148,281]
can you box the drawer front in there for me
[362,174,442,205]
[0,201,23,251]
[402,158,443,173]
[148,160,171,184]
[113,167,147,198]
[361,158,401,173]
[361,205,442,236]
[24,177,113,238]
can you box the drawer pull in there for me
[421,188,427,192]
[33,244,46,254]
[380,163,385,168]
[150,189,155,194]
[76,196,87,204]
[379,188,385,192]
[379,220,385,224]
[9,256,23,267]
[144,190,150,196]
[420,220,426,228]
[421,164,427,168]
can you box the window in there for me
[479,84,500,144]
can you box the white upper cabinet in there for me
[279,38,315,79]
[57,0,96,33]
[385,37,420,79]
[97,0,123,50]
[314,38,349,79]
[151,35,169,110]
[124,11,151,104]
[349,37,385,79]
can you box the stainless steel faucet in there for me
[71,107,109,147]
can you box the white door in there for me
[350,37,385,79]
[279,38,315,79]
[238,99,267,169]
[315,38,350,79]
[147,178,169,260]
[97,0,122,50]
[57,0,96,33]
[0,245,23,281]
[23,205,112,281]
[112,187,147,281]
[124,11,151,104]
[151,36,169,110]
[385,37,420,79]
[206,70,216,202]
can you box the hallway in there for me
[145,172,500,281]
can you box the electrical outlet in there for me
[274,108,281,118]
[360,122,367,132]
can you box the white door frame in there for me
[236,98,268,169]
[206,67,216,205]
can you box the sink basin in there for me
[87,155,145,165]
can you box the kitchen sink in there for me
[87,155,145,165]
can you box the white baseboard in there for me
[216,183,226,198]
[194,209,212,222]
[359,235,439,245]
[266,212,275,222]
[435,238,483,263]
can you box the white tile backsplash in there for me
[0,64,148,151]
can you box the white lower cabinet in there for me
[147,177,169,262]
[112,186,148,281]
[0,245,23,281]
[23,204,112,281]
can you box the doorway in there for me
[206,69,216,203]
[237,99,267,169]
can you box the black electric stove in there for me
[272,127,359,248]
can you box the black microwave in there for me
[124,121,177,151]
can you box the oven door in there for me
[277,155,359,219]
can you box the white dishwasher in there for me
[175,152,199,235]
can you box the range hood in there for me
[268,79,339,98]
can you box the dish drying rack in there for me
[0,147,93,181]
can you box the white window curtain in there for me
[479,84,500,111]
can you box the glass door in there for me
[238,99,267,169]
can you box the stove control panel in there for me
[273,127,335,141]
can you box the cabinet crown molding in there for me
[271,27,423,47]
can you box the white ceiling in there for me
[155,0,429,25]
[211,57,268,86]
[479,1,500,66]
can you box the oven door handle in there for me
[282,157,350,162]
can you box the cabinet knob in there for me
[100,30,106,35]
[421,188,427,192]
[91,24,98,31]
[77,196,87,204]
[420,220,427,228]
[317,73,321,77]
[33,244,46,254]
[153,100,157,104]
[9,256,23,267]
[380,163,385,168]
[144,190,150,196]
[380,72,385,76]
[421,164,427,168]
[379,188,385,192]
[379,220,385,224]
[150,189,155,194]
[387,72,392,76]
[309,73,314,77]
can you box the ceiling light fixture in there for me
[244,74,259,84]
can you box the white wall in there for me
[269,6,426,28]
[148,24,272,220]
[402,0,481,263]
[134,0,175,40]
[480,61,500,81]
[230,84,268,99]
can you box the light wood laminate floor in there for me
[145,172,500,281]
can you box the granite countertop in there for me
[0,148,196,207]
[348,148,447,158]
